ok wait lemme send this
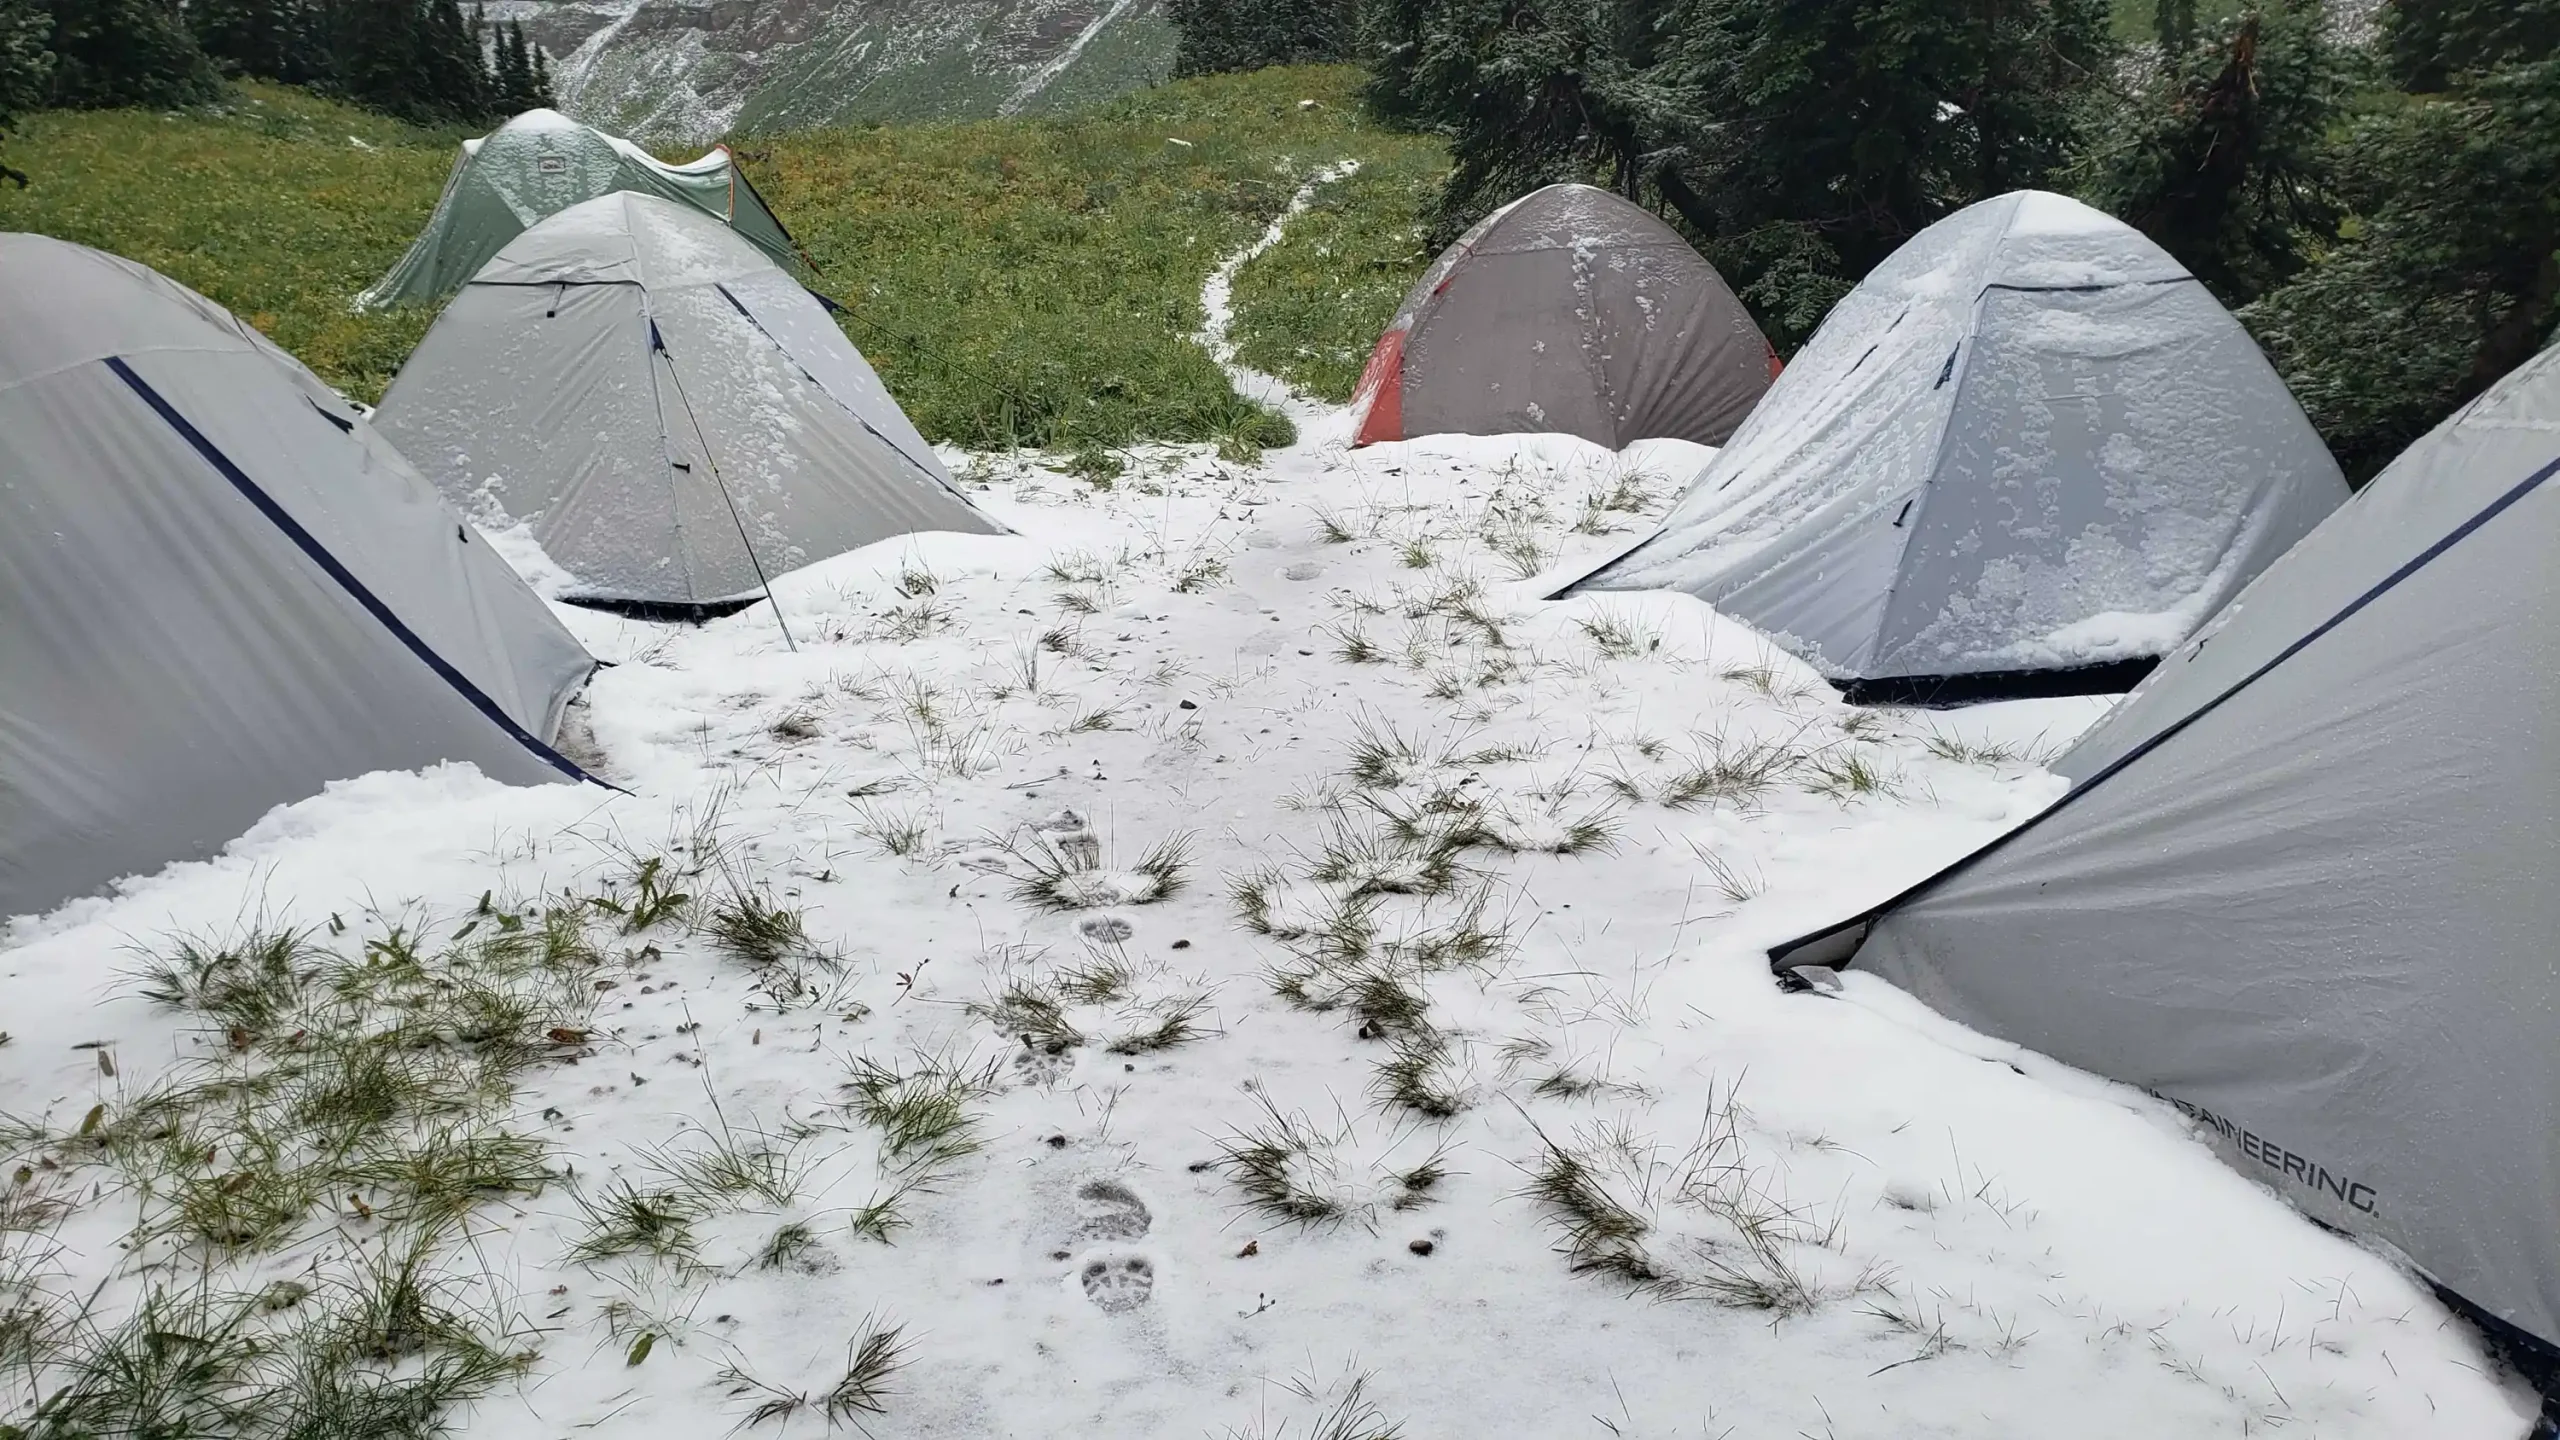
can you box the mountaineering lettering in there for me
[2168,1098,2378,1215]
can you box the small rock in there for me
[1171,939,1192,950]
[1046,1134,1069,1149]
[1408,1239,1435,1256]
[1179,699,1198,710]
[1238,1239,1260,1257]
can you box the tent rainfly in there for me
[1561,190,2349,705]
[372,192,1002,616]
[1349,183,1778,450]
[1771,345,2560,1375]
[358,109,802,309]
[0,233,600,921]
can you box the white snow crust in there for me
[0,197,2525,1440]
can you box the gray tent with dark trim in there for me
[1350,183,1776,449]
[1564,191,2348,704]
[373,192,1001,615]
[1771,344,2560,1359]
[0,233,598,920]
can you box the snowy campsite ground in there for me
[0,195,2540,1439]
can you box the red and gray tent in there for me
[1349,184,1777,450]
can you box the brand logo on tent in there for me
[2170,1098,2378,1214]
[537,155,567,174]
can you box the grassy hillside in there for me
[1229,137,1446,401]
[0,66,1446,452]
[0,86,464,406]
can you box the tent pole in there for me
[654,324,799,652]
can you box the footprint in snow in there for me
[1011,1036,1076,1088]
[1080,1254,1155,1313]
[1078,914,1136,944]
[1071,1178,1152,1243]
[1283,562,1323,581]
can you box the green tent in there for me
[358,109,803,309]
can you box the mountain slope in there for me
[506,0,1177,145]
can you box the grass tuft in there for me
[842,1055,995,1175]
[567,1180,700,1264]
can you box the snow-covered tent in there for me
[1562,191,2349,705]
[1770,345,2560,1363]
[1350,183,1777,450]
[0,233,599,920]
[358,109,802,309]
[373,192,1002,616]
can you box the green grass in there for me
[1228,121,1448,401]
[748,64,1425,450]
[3,67,1449,445]
[0,83,462,405]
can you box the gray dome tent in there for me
[1350,183,1777,449]
[358,109,803,310]
[0,233,599,920]
[373,192,1002,617]
[1563,191,2349,705]
[1770,346,2560,1371]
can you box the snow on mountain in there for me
[496,0,1174,146]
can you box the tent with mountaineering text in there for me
[372,191,1003,616]
[1349,183,1777,450]
[1562,190,2349,705]
[1769,344,2560,1371]
[357,108,802,309]
[0,232,599,921]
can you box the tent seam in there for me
[1771,449,2560,968]
[103,355,615,792]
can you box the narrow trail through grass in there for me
[0,66,1446,446]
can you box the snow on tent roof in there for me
[372,193,1002,616]
[1766,344,2560,1369]
[1561,190,2348,705]
[357,109,802,309]
[1349,183,1777,450]
[0,233,598,919]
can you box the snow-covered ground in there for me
[0,211,2537,1439]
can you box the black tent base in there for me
[560,594,764,623]
[1835,655,2160,708]
[2431,1282,2560,1434]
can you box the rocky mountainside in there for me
[499,0,1175,145]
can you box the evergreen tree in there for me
[43,0,220,108]
[419,0,483,118]
[318,0,422,117]
[1371,0,2114,351]
[1367,0,1665,235]
[1,0,51,184]
[192,0,319,82]
[2072,2,2345,306]
[2243,0,2560,479]
[525,26,547,105]
[1166,0,1362,76]
[493,12,528,110]
[316,0,502,122]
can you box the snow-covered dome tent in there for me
[1350,183,1778,450]
[358,108,803,310]
[0,233,599,920]
[372,192,1002,617]
[1560,191,2349,705]
[1768,345,2560,1377]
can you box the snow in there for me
[0,202,2535,1440]
[2005,190,2121,238]
[998,0,1139,117]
